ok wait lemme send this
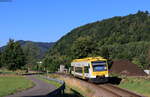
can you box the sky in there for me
[0,0,150,46]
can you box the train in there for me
[71,57,110,83]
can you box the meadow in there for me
[0,75,34,97]
[119,76,150,97]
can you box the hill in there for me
[44,11,150,71]
[18,40,55,58]
[0,40,55,59]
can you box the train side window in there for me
[84,66,89,73]
[75,67,82,73]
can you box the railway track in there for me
[97,84,145,97]
[84,80,145,97]
[57,73,146,97]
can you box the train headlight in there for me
[105,74,109,77]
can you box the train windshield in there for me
[92,61,107,71]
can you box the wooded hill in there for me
[18,40,55,59]
[44,11,150,71]
[0,40,55,70]
[0,40,55,59]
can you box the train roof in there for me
[72,57,107,62]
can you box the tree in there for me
[99,46,110,59]
[71,36,97,58]
[0,51,2,67]
[22,42,40,70]
[146,49,150,69]
[3,39,26,70]
[43,56,59,72]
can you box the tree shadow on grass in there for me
[56,88,84,97]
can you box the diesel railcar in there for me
[71,57,109,83]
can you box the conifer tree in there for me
[3,39,26,70]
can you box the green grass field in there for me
[119,77,150,97]
[0,70,16,74]
[0,75,34,97]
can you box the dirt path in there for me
[5,75,57,97]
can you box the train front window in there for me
[92,61,107,72]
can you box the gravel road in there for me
[5,75,57,97]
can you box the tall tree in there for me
[22,42,40,69]
[3,39,26,70]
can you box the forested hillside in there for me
[18,40,55,59]
[0,40,55,70]
[44,11,150,71]
[0,40,55,59]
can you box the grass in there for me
[0,69,27,75]
[47,73,150,97]
[36,76,62,88]
[0,75,34,97]
[57,85,84,97]
[64,84,91,97]
[0,69,16,74]
[37,75,84,97]
[118,76,150,97]
[47,74,93,97]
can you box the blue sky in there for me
[0,0,150,46]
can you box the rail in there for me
[58,73,146,97]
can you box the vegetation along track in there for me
[97,84,145,97]
[58,73,146,97]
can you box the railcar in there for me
[71,57,109,83]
